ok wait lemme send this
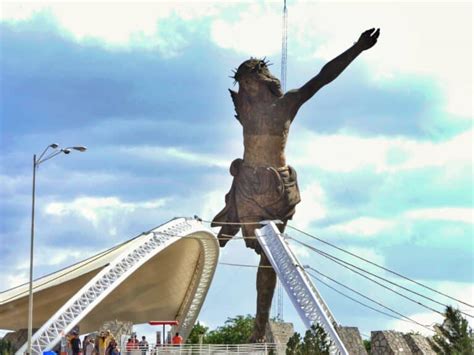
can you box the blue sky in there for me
[1,0,472,341]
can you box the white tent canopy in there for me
[0,218,219,342]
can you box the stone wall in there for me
[371,330,412,354]
[99,320,133,341]
[3,328,38,353]
[266,321,294,344]
[336,326,367,354]
[403,334,437,354]
[265,320,294,354]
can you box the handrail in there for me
[121,343,286,354]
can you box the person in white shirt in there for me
[85,337,96,355]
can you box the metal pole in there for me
[27,154,37,355]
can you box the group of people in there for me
[125,335,149,354]
[67,329,119,355]
[123,332,184,354]
[66,331,184,355]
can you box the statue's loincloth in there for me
[211,158,301,250]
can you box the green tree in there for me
[286,324,332,355]
[0,338,13,355]
[432,306,473,354]
[205,315,255,344]
[286,332,303,354]
[186,321,209,344]
[363,339,371,353]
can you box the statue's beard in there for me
[267,80,284,97]
[247,76,284,98]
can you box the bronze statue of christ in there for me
[212,28,380,342]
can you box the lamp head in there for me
[72,146,87,152]
[63,149,71,154]
[50,143,59,149]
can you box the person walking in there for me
[83,335,89,354]
[105,338,119,355]
[85,337,96,355]
[131,334,139,354]
[70,332,81,355]
[171,333,183,346]
[125,338,133,355]
[138,336,149,355]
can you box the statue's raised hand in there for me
[356,28,380,50]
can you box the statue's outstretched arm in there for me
[294,28,380,108]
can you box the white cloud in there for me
[0,245,100,290]
[288,242,310,259]
[44,196,168,228]
[0,2,44,22]
[202,1,472,116]
[405,207,473,224]
[200,189,230,225]
[210,3,281,57]
[291,132,386,173]
[388,283,474,335]
[291,128,472,174]
[345,246,385,267]
[2,2,470,116]
[292,182,327,230]
[434,282,474,314]
[15,246,98,272]
[1,3,160,45]
[0,272,29,290]
[1,2,221,51]
[389,311,443,336]
[329,217,395,237]
[120,146,229,169]
[0,174,29,195]
[290,1,472,117]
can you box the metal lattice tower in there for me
[281,0,288,92]
[275,0,288,322]
[257,221,349,354]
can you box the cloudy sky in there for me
[1,0,472,341]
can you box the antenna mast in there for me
[276,0,288,321]
[281,0,288,92]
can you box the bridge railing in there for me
[125,343,286,354]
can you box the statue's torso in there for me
[238,96,294,167]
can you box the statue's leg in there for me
[253,250,276,342]
[240,223,277,343]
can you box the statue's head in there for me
[232,58,283,97]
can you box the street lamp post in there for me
[26,144,87,355]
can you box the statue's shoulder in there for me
[277,89,303,120]
[281,89,300,103]
[229,89,242,123]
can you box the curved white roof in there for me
[0,218,219,344]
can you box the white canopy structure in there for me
[0,217,219,354]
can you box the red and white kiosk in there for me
[148,320,179,346]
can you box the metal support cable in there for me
[204,220,276,226]
[287,224,473,308]
[305,267,433,330]
[218,260,433,331]
[290,238,472,318]
[203,218,472,315]
[219,262,273,269]
[307,270,433,331]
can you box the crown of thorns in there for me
[231,57,272,84]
